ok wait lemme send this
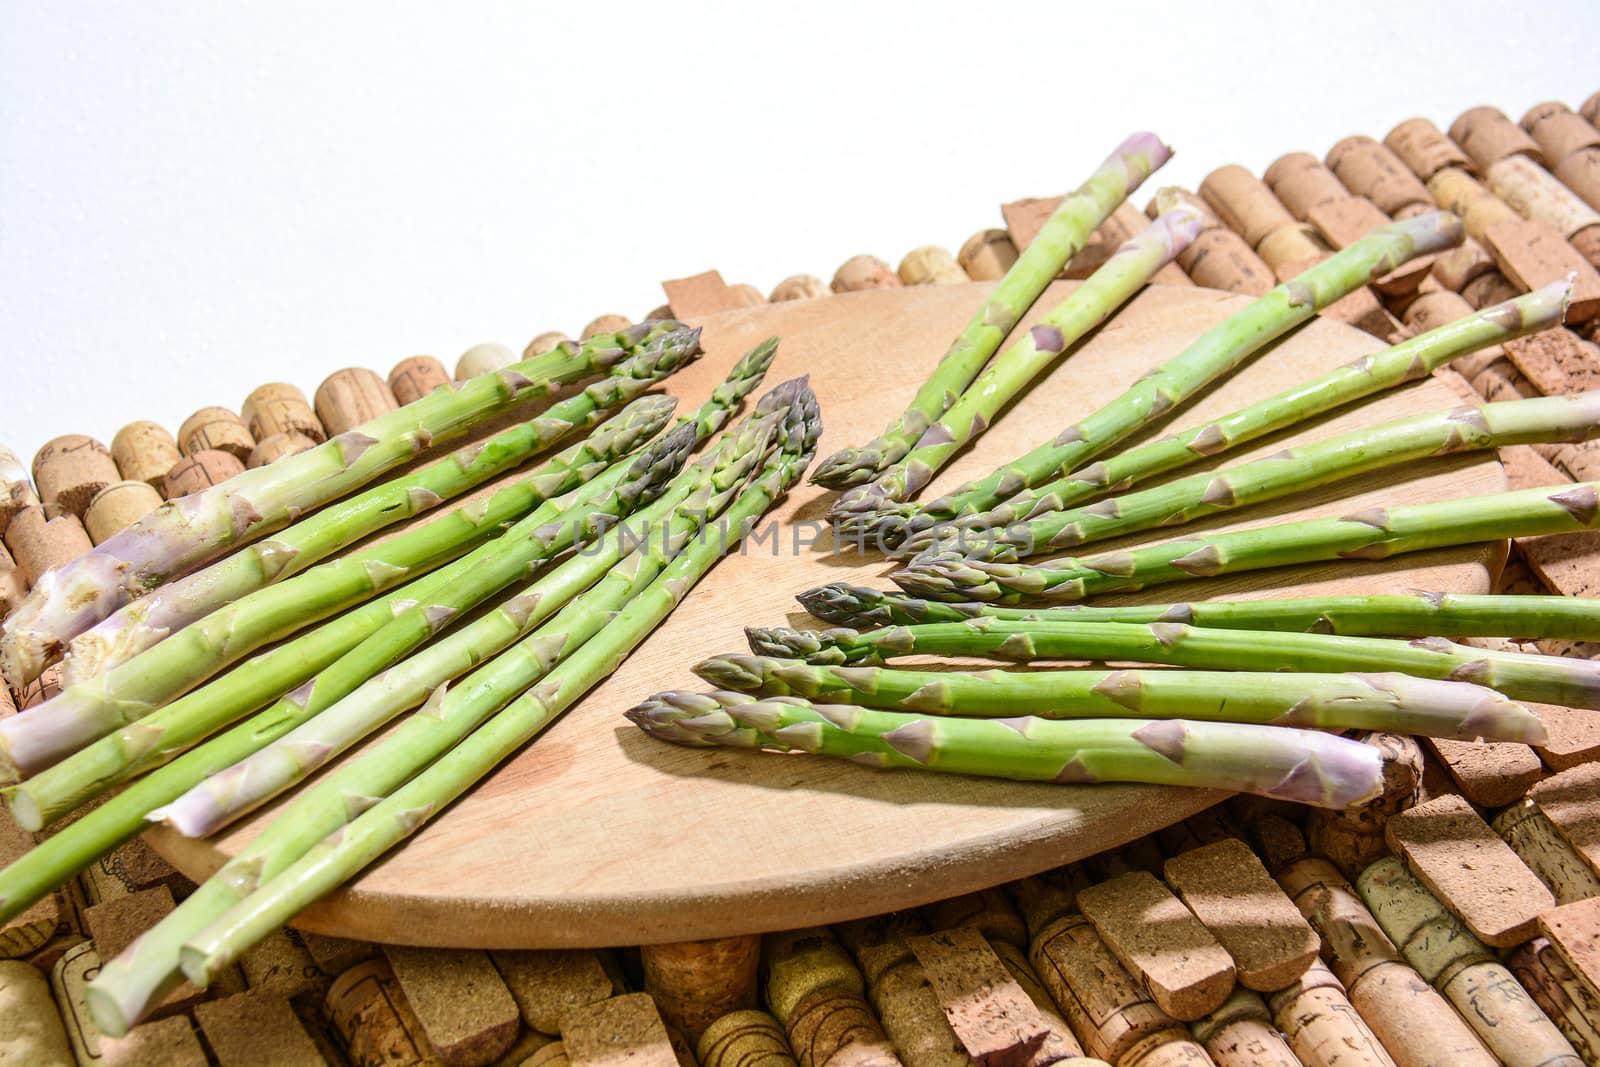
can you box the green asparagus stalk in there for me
[0,350,774,911]
[694,655,1544,742]
[1,321,697,685]
[745,619,1600,709]
[828,205,1205,528]
[956,391,1600,562]
[63,334,749,683]
[625,691,1386,809]
[797,582,1600,640]
[892,481,1600,606]
[161,387,820,1011]
[0,417,694,786]
[810,132,1171,490]
[79,380,819,1033]
[876,213,1465,544]
[150,387,794,838]
[897,280,1574,553]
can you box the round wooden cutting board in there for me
[150,281,1506,947]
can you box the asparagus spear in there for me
[828,206,1205,531]
[810,132,1171,490]
[797,582,1600,639]
[64,336,761,683]
[746,620,1600,709]
[150,386,793,838]
[80,381,820,1032]
[626,692,1386,809]
[878,213,1465,544]
[0,351,774,909]
[898,280,1574,553]
[695,655,1544,742]
[953,391,1600,562]
[0,321,698,685]
[161,386,820,1009]
[895,481,1600,605]
[0,347,777,812]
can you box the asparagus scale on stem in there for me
[885,212,1466,543]
[829,205,1205,530]
[626,691,1387,809]
[0,320,699,685]
[797,582,1600,640]
[695,654,1543,741]
[810,132,1172,489]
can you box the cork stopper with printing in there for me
[1263,959,1394,1067]
[641,935,760,1044]
[957,230,1019,281]
[31,434,119,518]
[176,407,256,464]
[109,421,181,489]
[762,927,865,1028]
[315,368,398,437]
[322,956,436,1067]
[1255,225,1332,279]
[84,480,163,544]
[163,449,245,498]
[388,355,451,405]
[1328,135,1434,215]
[831,255,903,293]
[1198,165,1297,249]
[1555,150,1600,217]
[1386,117,1473,181]
[1487,154,1600,241]
[783,986,901,1067]
[1028,911,1176,1062]
[897,246,969,286]
[581,314,633,340]
[1304,732,1424,878]
[1509,939,1600,1064]
[489,947,618,1036]
[769,275,829,302]
[1522,102,1600,165]
[1493,799,1600,905]
[1451,105,1547,171]
[1188,988,1299,1067]
[241,382,325,444]
[696,1010,798,1067]
[1428,166,1522,237]
[3,504,92,585]
[455,342,517,381]
[1263,153,1350,220]
[248,432,319,468]
[1430,239,1498,292]
[525,331,574,359]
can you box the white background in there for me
[2,1,1596,465]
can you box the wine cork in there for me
[1,541,28,619]
[1277,855,1496,1067]
[581,314,633,341]
[489,949,617,1034]
[1264,152,1351,219]
[1328,136,1434,216]
[108,422,180,490]
[1482,217,1600,322]
[1359,857,1581,1066]
[783,988,904,1067]
[1505,327,1600,394]
[1162,838,1317,992]
[1556,149,1600,214]
[1264,960,1396,1067]
[562,994,680,1067]
[0,444,39,541]
[162,449,244,497]
[1532,699,1600,772]
[1076,872,1234,1021]
[1084,833,1165,881]
[1460,269,1521,312]
[382,946,519,1067]
[923,889,1027,950]
[3,504,91,585]
[1309,196,1434,296]
[957,230,1019,282]
[1000,198,1062,253]
[1005,867,1088,939]
[176,407,255,463]
[0,958,73,1066]
[1386,118,1474,181]
[1176,228,1276,296]
[298,931,378,978]
[1451,105,1547,171]
[728,283,766,307]
[241,382,326,444]
[1187,988,1299,1067]
[1305,733,1423,878]
[834,913,968,1067]
[1523,102,1600,167]
[1198,165,1298,249]
[1027,912,1178,1062]
[454,343,516,381]
[641,936,760,1043]
[769,275,830,302]
[84,480,162,544]
[763,928,866,1028]
[1426,167,1518,237]
[1493,799,1600,905]
[247,431,318,468]
[195,989,334,1066]
[315,368,398,436]
[1247,813,1310,876]
[236,926,326,1004]
[908,927,1050,1067]
[0,811,65,961]
[1531,764,1600,876]
[322,957,441,1067]
[1401,290,1508,380]
[663,270,758,318]
[101,1015,211,1067]
[1431,237,1497,292]
[986,940,1086,1064]
[389,356,451,405]
[831,255,902,293]
[697,1011,799,1067]
[1584,93,1600,129]
[1511,938,1600,1063]
[1114,1027,1210,1067]
[14,663,63,709]
[31,435,118,518]
[897,246,968,287]
[530,1042,571,1067]
[524,332,574,359]
[1255,224,1331,278]
[1147,186,1221,229]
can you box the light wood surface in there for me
[150,281,1506,947]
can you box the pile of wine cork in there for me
[7,87,1600,1067]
